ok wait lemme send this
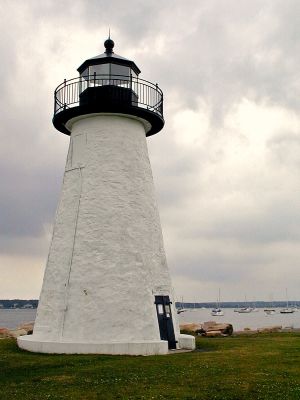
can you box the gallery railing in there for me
[54,74,163,118]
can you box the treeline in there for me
[0,300,38,309]
[1,300,299,309]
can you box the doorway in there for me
[155,295,176,349]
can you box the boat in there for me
[176,297,188,314]
[251,300,259,312]
[264,308,276,315]
[177,308,188,314]
[211,307,224,316]
[189,302,199,312]
[280,308,295,314]
[211,289,224,316]
[280,289,295,314]
[237,307,252,313]
[236,296,253,313]
[264,294,276,315]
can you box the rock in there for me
[0,328,11,338]
[181,321,233,336]
[8,329,28,338]
[202,321,217,331]
[205,330,223,337]
[180,323,202,332]
[281,326,294,332]
[202,321,233,335]
[257,326,282,333]
[234,329,257,335]
[17,322,34,335]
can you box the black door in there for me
[155,295,176,349]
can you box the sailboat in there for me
[236,295,253,313]
[177,297,188,314]
[211,289,224,316]
[264,308,276,315]
[280,289,295,314]
[189,301,198,312]
[264,294,276,315]
[251,299,259,312]
[237,307,252,313]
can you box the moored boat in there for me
[264,308,276,315]
[280,308,295,314]
[280,289,295,314]
[211,308,224,316]
[211,289,224,316]
[237,307,252,313]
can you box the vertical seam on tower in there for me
[60,166,84,339]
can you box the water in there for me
[178,308,300,331]
[0,309,37,329]
[0,308,299,332]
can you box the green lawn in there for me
[0,333,300,399]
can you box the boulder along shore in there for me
[0,322,34,338]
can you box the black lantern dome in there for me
[53,38,164,136]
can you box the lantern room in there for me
[53,37,164,137]
[77,37,141,82]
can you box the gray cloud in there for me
[0,0,300,300]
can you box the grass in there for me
[0,333,300,399]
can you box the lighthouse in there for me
[18,38,195,355]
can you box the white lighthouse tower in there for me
[18,38,195,355]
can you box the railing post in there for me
[79,75,82,95]
[54,92,57,113]
[63,79,66,109]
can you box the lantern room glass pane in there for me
[110,64,130,81]
[89,64,110,86]
[81,67,89,80]
[79,67,89,93]
[89,64,110,78]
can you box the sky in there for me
[0,0,299,303]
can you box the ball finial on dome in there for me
[104,32,114,54]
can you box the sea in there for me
[0,308,299,332]
[0,309,37,329]
[178,308,300,331]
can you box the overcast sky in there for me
[1,0,299,303]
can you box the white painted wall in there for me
[30,114,181,351]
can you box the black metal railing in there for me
[54,74,163,118]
